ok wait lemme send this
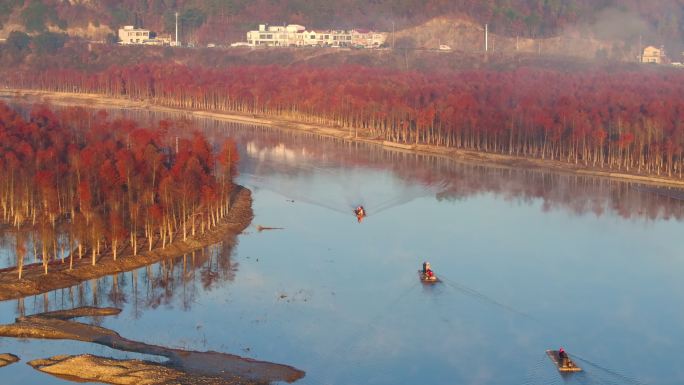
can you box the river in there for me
[0,103,683,385]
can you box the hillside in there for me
[394,16,633,61]
[0,33,641,75]
[0,0,683,52]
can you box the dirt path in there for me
[0,186,253,302]
[1,307,305,384]
[3,88,684,189]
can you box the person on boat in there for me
[421,262,435,280]
[558,347,569,367]
[354,206,365,223]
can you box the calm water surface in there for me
[1,104,683,385]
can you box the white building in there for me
[247,24,306,47]
[641,45,665,64]
[118,26,172,46]
[331,30,353,46]
[246,24,386,48]
[118,26,151,45]
[351,29,387,48]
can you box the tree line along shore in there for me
[0,102,250,295]
[3,63,684,182]
[4,69,684,192]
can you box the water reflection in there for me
[194,116,684,223]
[2,100,683,385]
[13,242,237,319]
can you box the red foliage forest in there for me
[5,63,684,179]
[0,102,240,277]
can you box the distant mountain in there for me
[1,0,682,51]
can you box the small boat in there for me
[546,350,582,372]
[354,206,366,222]
[418,270,438,283]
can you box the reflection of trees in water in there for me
[15,241,238,319]
[433,166,684,221]
[118,110,684,220]
[218,122,684,221]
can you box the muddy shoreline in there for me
[0,185,253,302]
[0,353,19,368]
[3,89,684,188]
[29,354,238,385]
[1,307,305,384]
